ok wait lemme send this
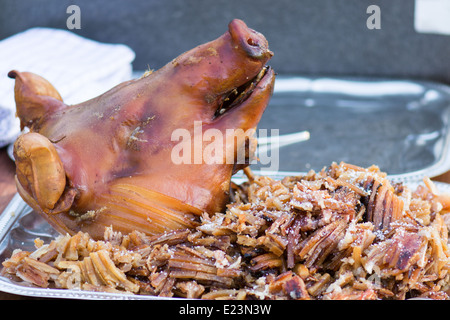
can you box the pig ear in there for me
[8,70,67,130]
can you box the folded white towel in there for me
[415,0,450,36]
[0,27,135,147]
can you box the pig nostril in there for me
[228,19,269,58]
[247,38,258,47]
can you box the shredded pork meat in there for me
[2,162,450,300]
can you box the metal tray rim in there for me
[271,75,450,179]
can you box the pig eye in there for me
[247,38,258,46]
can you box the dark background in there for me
[1,0,449,84]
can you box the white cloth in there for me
[0,27,135,147]
[415,0,450,36]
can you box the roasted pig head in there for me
[10,19,275,239]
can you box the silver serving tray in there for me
[2,76,450,299]
[1,179,450,300]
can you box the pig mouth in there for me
[214,65,271,118]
